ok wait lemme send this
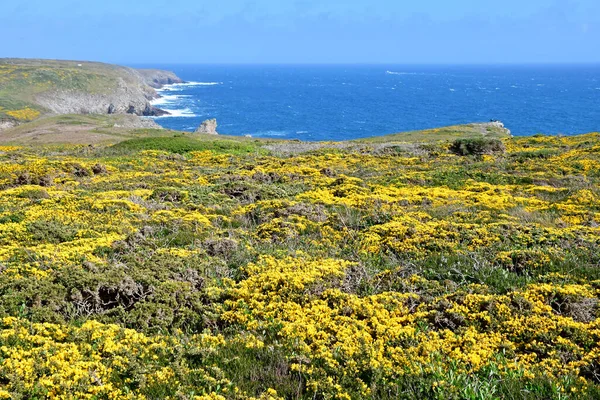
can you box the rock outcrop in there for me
[472,121,512,137]
[136,69,185,88]
[195,119,219,135]
[34,69,171,117]
[0,119,18,132]
[484,120,512,136]
[0,59,185,120]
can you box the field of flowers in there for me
[0,133,599,399]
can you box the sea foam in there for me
[160,82,223,92]
[153,108,197,118]
[150,94,190,106]
[386,71,418,75]
[254,130,289,137]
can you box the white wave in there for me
[255,130,289,137]
[158,82,223,93]
[153,108,197,118]
[296,131,309,134]
[386,71,418,75]
[449,88,456,92]
[185,81,223,86]
[150,94,190,106]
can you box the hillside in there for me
[0,58,183,129]
[0,127,599,398]
[2,57,600,400]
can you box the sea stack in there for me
[196,119,219,135]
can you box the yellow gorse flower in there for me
[0,133,598,398]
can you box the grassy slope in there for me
[0,110,513,150]
[357,123,511,143]
[0,58,144,121]
[0,113,287,149]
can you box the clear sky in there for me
[2,0,599,64]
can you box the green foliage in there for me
[26,219,79,244]
[450,138,506,156]
[111,136,265,155]
[16,188,49,200]
[0,132,599,399]
[510,149,561,161]
[0,212,25,224]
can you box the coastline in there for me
[0,58,188,129]
[143,64,600,140]
[150,81,224,120]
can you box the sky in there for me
[1,0,599,64]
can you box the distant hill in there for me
[0,58,183,130]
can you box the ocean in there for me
[136,65,600,141]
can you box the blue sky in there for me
[2,0,599,64]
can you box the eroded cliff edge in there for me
[0,59,184,130]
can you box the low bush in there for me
[450,137,506,156]
[111,136,264,155]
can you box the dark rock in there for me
[143,104,153,116]
[92,164,108,175]
[204,238,239,258]
[320,168,337,178]
[141,103,169,117]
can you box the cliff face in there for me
[136,69,185,88]
[0,59,184,130]
[33,66,179,116]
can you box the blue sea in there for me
[136,65,600,141]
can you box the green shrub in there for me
[26,219,78,244]
[510,149,560,161]
[450,138,506,156]
[111,136,263,155]
[17,188,50,200]
[0,212,25,224]
[150,187,189,203]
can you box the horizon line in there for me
[127,61,600,66]
[2,57,600,67]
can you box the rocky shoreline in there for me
[34,67,184,118]
[137,69,184,89]
[0,59,187,132]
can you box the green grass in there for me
[357,124,511,144]
[110,135,268,155]
[0,58,146,120]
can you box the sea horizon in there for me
[134,64,600,141]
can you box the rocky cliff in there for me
[32,65,179,116]
[136,69,185,88]
[0,59,184,131]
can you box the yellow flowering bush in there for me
[5,107,41,121]
[0,133,598,398]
